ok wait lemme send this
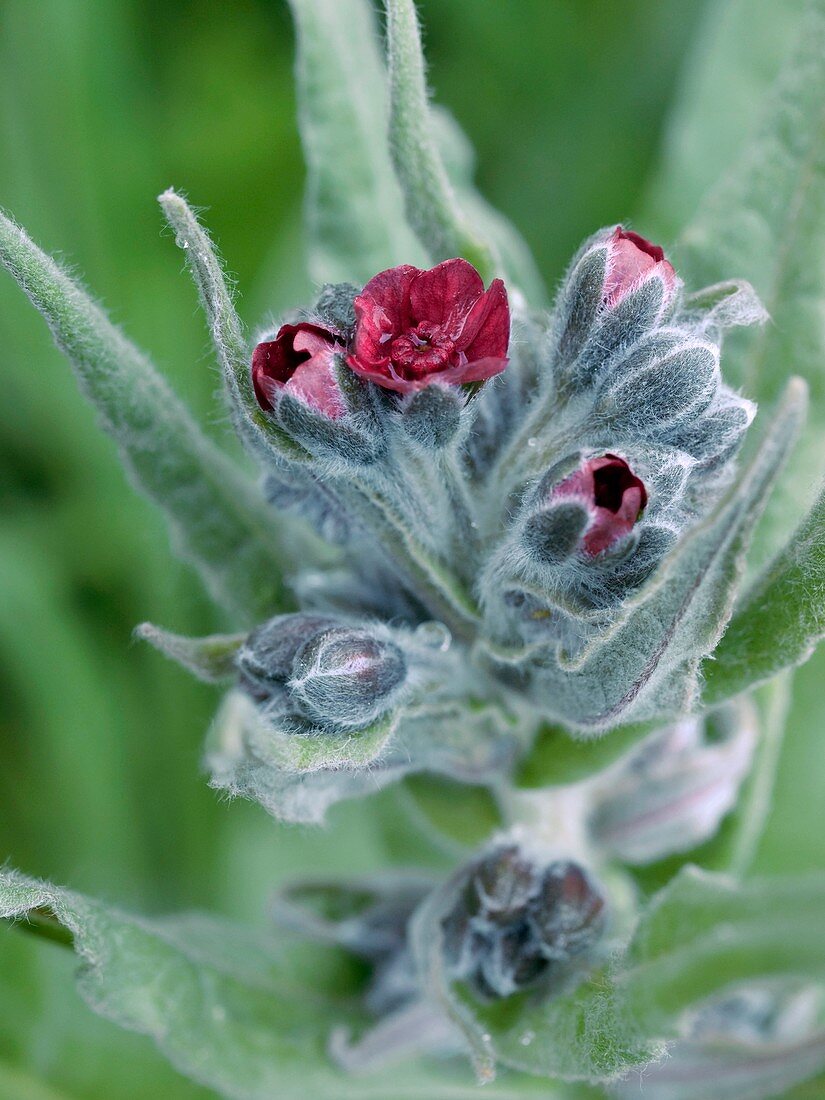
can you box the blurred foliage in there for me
[1,0,823,1096]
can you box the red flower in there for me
[554,454,647,556]
[602,227,676,309]
[251,323,346,420]
[347,259,510,393]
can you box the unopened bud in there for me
[522,501,590,564]
[314,282,359,332]
[399,383,464,449]
[441,844,607,1000]
[289,627,408,729]
[236,613,340,699]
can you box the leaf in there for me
[0,211,289,624]
[135,623,244,683]
[382,0,493,273]
[525,379,806,731]
[703,482,825,703]
[413,863,825,1086]
[516,720,658,789]
[675,0,825,570]
[286,0,426,283]
[0,871,571,1100]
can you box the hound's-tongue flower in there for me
[603,226,676,308]
[347,258,510,393]
[251,323,346,419]
[554,454,647,555]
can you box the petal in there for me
[408,258,485,333]
[345,354,419,394]
[251,322,338,411]
[351,296,393,371]
[458,278,510,359]
[358,264,419,331]
[286,348,347,419]
[434,355,509,386]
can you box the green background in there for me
[1,1,822,1095]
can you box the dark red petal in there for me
[357,264,419,333]
[251,322,339,412]
[408,258,485,334]
[458,278,510,359]
[345,353,417,393]
[350,295,393,372]
[435,355,509,386]
[603,226,676,308]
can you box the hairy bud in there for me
[289,626,408,729]
[441,844,607,1000]
[399,383,464,449]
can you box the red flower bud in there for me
[251,322,346,419]
[602,227,676,309]
[347,259,510,393]
[553,454,647,555]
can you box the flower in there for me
[347,259,510,393]
[251,322,346,419]
[602,226,676,308]
[553,454,647,555]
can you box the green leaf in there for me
[382,0,494,274]
[704,482,825,703]
[286,0,426,283]
[413,863,825,1085]
[676,0,825,570]
[516,720,657,789]
[0,870,574,1100]
[0,211,289,624]
[135,623,244,683]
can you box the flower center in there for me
[389,322,456,377]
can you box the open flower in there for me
[603,226,676,308]
[553,454,647,555]
[251,322,346,419]
[347,259,509,393]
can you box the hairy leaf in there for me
[704,482,825,702]
[413,864,825,1085]
[382,0,493,273]
[677,0,825,569]
[287,0,426,283]
[0,871,563,1100]
[0,211,289,623]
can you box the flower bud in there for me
[313,281,359,332]
[236,613,341,700]
[252,322,346,418]
[399,383,464,449]
[553,226,679,381]
[527,861,606,960]
[603,227,676,309]
[550,454,648,557]
[288,626,408,729]
[522,502,591,565]
[441,844,607,1000]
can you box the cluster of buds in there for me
[180,221,769,815]
[480,227,756,652]
[439,843,607,1000]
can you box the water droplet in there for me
[211,1004,227,1023]
[470,521,479,529]
[527,437,537,448]
[414,621,452,652]
[520,1029,535,1046]
[481,1033,492,1044]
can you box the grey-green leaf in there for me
[676,0,825,570]
[287,0,426,283]
[135,623,244,683]
[383,0,493,274]
[0,870,567,1100]
[703,482,825,703]
[0,211,289,624]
